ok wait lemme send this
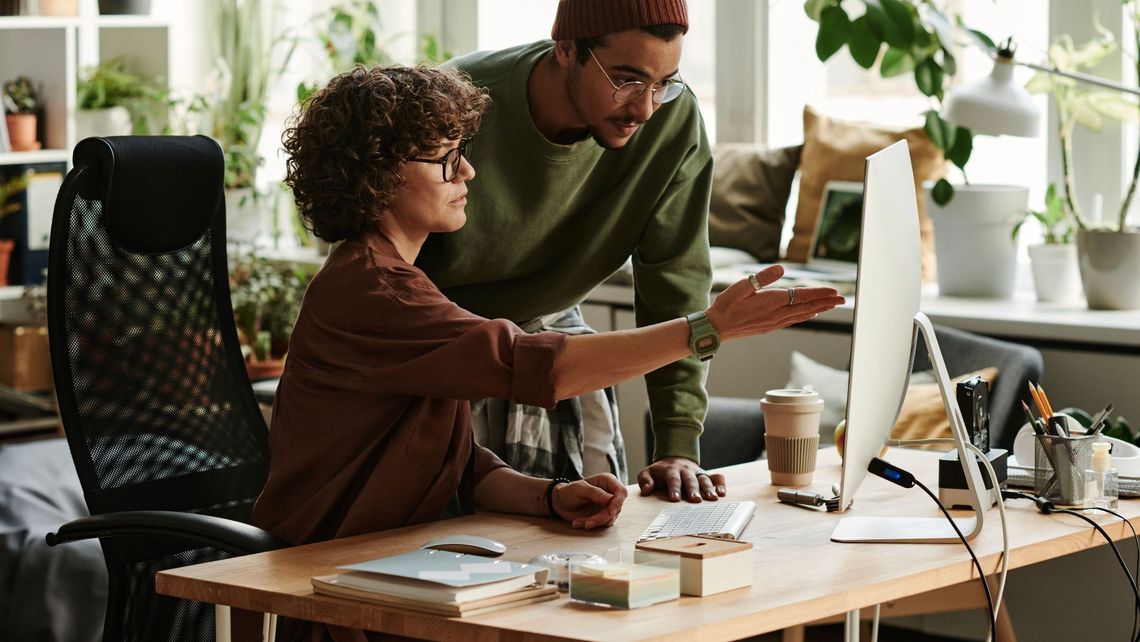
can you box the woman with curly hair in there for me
[253,65,844,550]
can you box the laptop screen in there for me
[811,180,865,265]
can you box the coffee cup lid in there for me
[763,387,820,403]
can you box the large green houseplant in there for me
[805,0,1033,299]
[1026,11,1140,309]
[804,0,990,204]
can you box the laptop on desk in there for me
[738,180,864,284]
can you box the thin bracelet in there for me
[545,477,571,519]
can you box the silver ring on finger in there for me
[695,472,711,479]
[748,274,761,292]
[787,287,797,305]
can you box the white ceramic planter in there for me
[75,107,133,142]
[1077,228,1140,310]
[1027,243,1082,303]
[925,183,1027,298]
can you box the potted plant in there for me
[804,0,1028,298]
[229,251,313,380]
[76,58,166,141]
[2,76,41,152]
[1015,184,1080,303]
[0,174,27,287]
[1027,17,1140,310]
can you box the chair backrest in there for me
[47,136,269,642]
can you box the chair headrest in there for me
[72,135,225,254]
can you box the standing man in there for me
[419,0,720,503]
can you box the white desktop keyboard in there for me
[637,501,756,542]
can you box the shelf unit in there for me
[0,8,169,287]
[0,9,169,168]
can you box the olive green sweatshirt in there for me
[420,40,714,463]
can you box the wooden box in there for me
[635,535,753,597]
[0,324,52,392]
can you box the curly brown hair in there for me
[283,65,490,243]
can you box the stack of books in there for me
[312,549,556,617]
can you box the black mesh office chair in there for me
[45,136,285,642]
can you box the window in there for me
[766,0,1049,217]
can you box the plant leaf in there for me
[923,109,956,153]
[932,178,955,206]
[816,6,851,62]
[804,0,831,22]
[1087,91,1140,124]
[878,0,915,49]
[925,5,955,51]
[880,47,916,77]
[1070,94,1106,132]
[966,26,996,53]
[847,15,882,69]
[946,126,972,169]
[914,57,943,97]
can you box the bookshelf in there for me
[0,5,168,286]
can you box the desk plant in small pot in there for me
[1028,21,1140,310]
[2,76,41,152]
[805,0,1026,298]
[1015,184,1080,303]
[230,251,312,380]
[76,58,166,140]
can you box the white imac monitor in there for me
[831,140,989,544]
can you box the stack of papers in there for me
[311,549,555,617]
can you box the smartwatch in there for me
[685,311,720,361]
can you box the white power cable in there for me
[886,438,1010,642]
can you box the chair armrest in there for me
[46,510,289,555]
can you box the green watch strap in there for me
[686,311,720,361]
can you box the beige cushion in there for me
[708,143,802,262]
[891,368,998,447]
[789,106,946,280]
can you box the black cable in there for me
[913,477,997,642]
[1088,506,1140,642]
[1002,490,1140,642]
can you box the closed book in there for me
[311,575,558,617]
[332,549,547,605]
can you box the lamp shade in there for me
[943,57,1041,137]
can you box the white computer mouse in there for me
[420,534,507,557]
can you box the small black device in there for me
[956,376,990,452]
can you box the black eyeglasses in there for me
[589,49,685,105]
[408,139,470,182]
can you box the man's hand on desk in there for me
[552,473,628,529]
[637,457,727,502]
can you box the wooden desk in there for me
[157,449,1139,641]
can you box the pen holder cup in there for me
[1034,433,1099,506]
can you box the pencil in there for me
[1036,382,1055,418]
[1028,382,1049,420]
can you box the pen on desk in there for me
[1022,401,1045,436]
[1088,403,1114,437]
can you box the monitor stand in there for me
[831,312,990,544]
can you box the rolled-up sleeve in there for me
[509,332,568,408]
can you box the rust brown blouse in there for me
[252,232,568,546]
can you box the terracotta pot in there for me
[0,239,12,287]
[5,114,39,152]
[246,357,285,381]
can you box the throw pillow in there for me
[785,351,997,445]
[708,143,803,262]
[789,106,946,280]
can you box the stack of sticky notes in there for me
[568,556,680,609]
[635,535,753,596]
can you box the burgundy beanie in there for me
[551,0,688,41]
